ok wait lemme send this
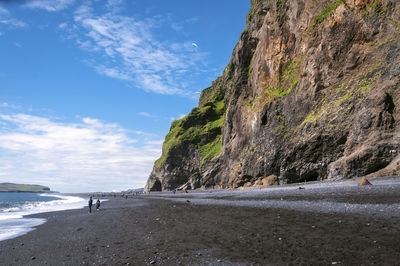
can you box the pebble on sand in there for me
[358,177,372,186]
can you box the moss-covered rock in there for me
[154,98,225,168]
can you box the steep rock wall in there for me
[146,0,400,191]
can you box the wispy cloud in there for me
[0,112,162,192]
[59,1,207,96]
[105,0,124,13]
[0,3,26,28]
[24,0,75,12]
[0,18,26,27]
[170,113,186,121]
[0,5,9,16]
[171,17,198,32]
[138,112,156,118]
[58,22,67,29]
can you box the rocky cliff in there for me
[145,0,400,192]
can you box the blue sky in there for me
[0,0,250,192]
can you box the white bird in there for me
[192,42,198,48]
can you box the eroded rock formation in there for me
[146,0,400,191]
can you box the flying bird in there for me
[192,42,198,48]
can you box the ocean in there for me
[0,192,86,241]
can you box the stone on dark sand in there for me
[358,177,372,186]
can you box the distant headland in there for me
[0,183,51,192]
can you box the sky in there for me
[0,0,250,193]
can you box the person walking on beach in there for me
[88,196,93,213]
[96,199,101,211]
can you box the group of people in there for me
[88,196,100,213]
[318,175,328,181]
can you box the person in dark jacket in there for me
[88,196,93,213]
[96,199,101,210]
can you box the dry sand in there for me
[0,177,400,265]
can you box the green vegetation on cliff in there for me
[155,84,225,168]
[311,0,344,30]
[264,57,301,98]
[0,183,51,192]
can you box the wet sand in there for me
[0,177,400,265]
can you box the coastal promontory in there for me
[0,183,51,192]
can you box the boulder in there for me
[253,179,263,187]
[358,177,372,186]
[262,175,279,186]
[214,185,222,190]
[243,182,252,187]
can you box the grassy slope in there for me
[155,83,225,168]
[0,183,51,192]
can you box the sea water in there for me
[0,192,86,241]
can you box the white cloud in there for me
[147,139,164,144]
[25,0,76,12]
[106,0,124,7]
[138,112,157,118]
[58,22,68,29]
[61,3,207,96]
[0,112,162,192]
[94,64,132,81]
[105,0,124,13]
[0,5,9,16]
[74,3,92,21]
[0,4,26,28]
[169,113,186,121]
[0,102,17,109]
[0,18,26,27]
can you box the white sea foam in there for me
[18,194,86,214]
[0,218,46,241]
[0,194,86,241]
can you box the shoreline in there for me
[0,193,87,242]
[0,177,399,265]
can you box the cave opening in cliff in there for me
[151,180,162,191]
[287,170,319,184]
[302,170,319,182]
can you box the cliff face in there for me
[146,0,400,191]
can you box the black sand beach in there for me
[1,178,400,265]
